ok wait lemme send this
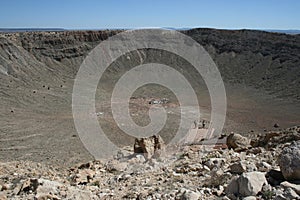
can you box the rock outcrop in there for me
[226,133,251,151]
[134,135,166,159]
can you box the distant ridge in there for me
[1,27,299,35]
[164,27,300,35]
[264,29,300,35]
[163,27,300,35]
[0,28,65,33]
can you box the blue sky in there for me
[1,0,299,29]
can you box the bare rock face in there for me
[134,135,166,159]
[278,141,300,181]
[226,133,251,151]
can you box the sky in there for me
[1,0,299,30]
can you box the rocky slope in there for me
[185,28,300,100]
[0,126,299,199]
[2,29,300,100]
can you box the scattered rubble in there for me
[0,126,299,199]
[251,125,300,148]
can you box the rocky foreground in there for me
[0,126,299,200]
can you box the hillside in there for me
[0,29,299,165]
[185,28,300,100]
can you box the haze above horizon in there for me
[1,0,299,30]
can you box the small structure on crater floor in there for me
[148,98,169,105]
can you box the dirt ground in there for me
[0,77,299,167]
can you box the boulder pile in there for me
[0,126,299,199]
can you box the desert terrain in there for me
[0,28,299,199]
[0,29,299,166]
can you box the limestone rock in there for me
[134,135,165,159]
[105,160,128,172]
[280,181,300,195]
[258,161,272,172]
[66,187,95,200]
[238,172,267,196]
[226,172,267,197]
[227,133,251,151]
[180,189,200,200]
[35,193,60,200]
[36,178,62,197]
[75,169,95,184]
[278,141,300,181]
[242,196,257,200]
